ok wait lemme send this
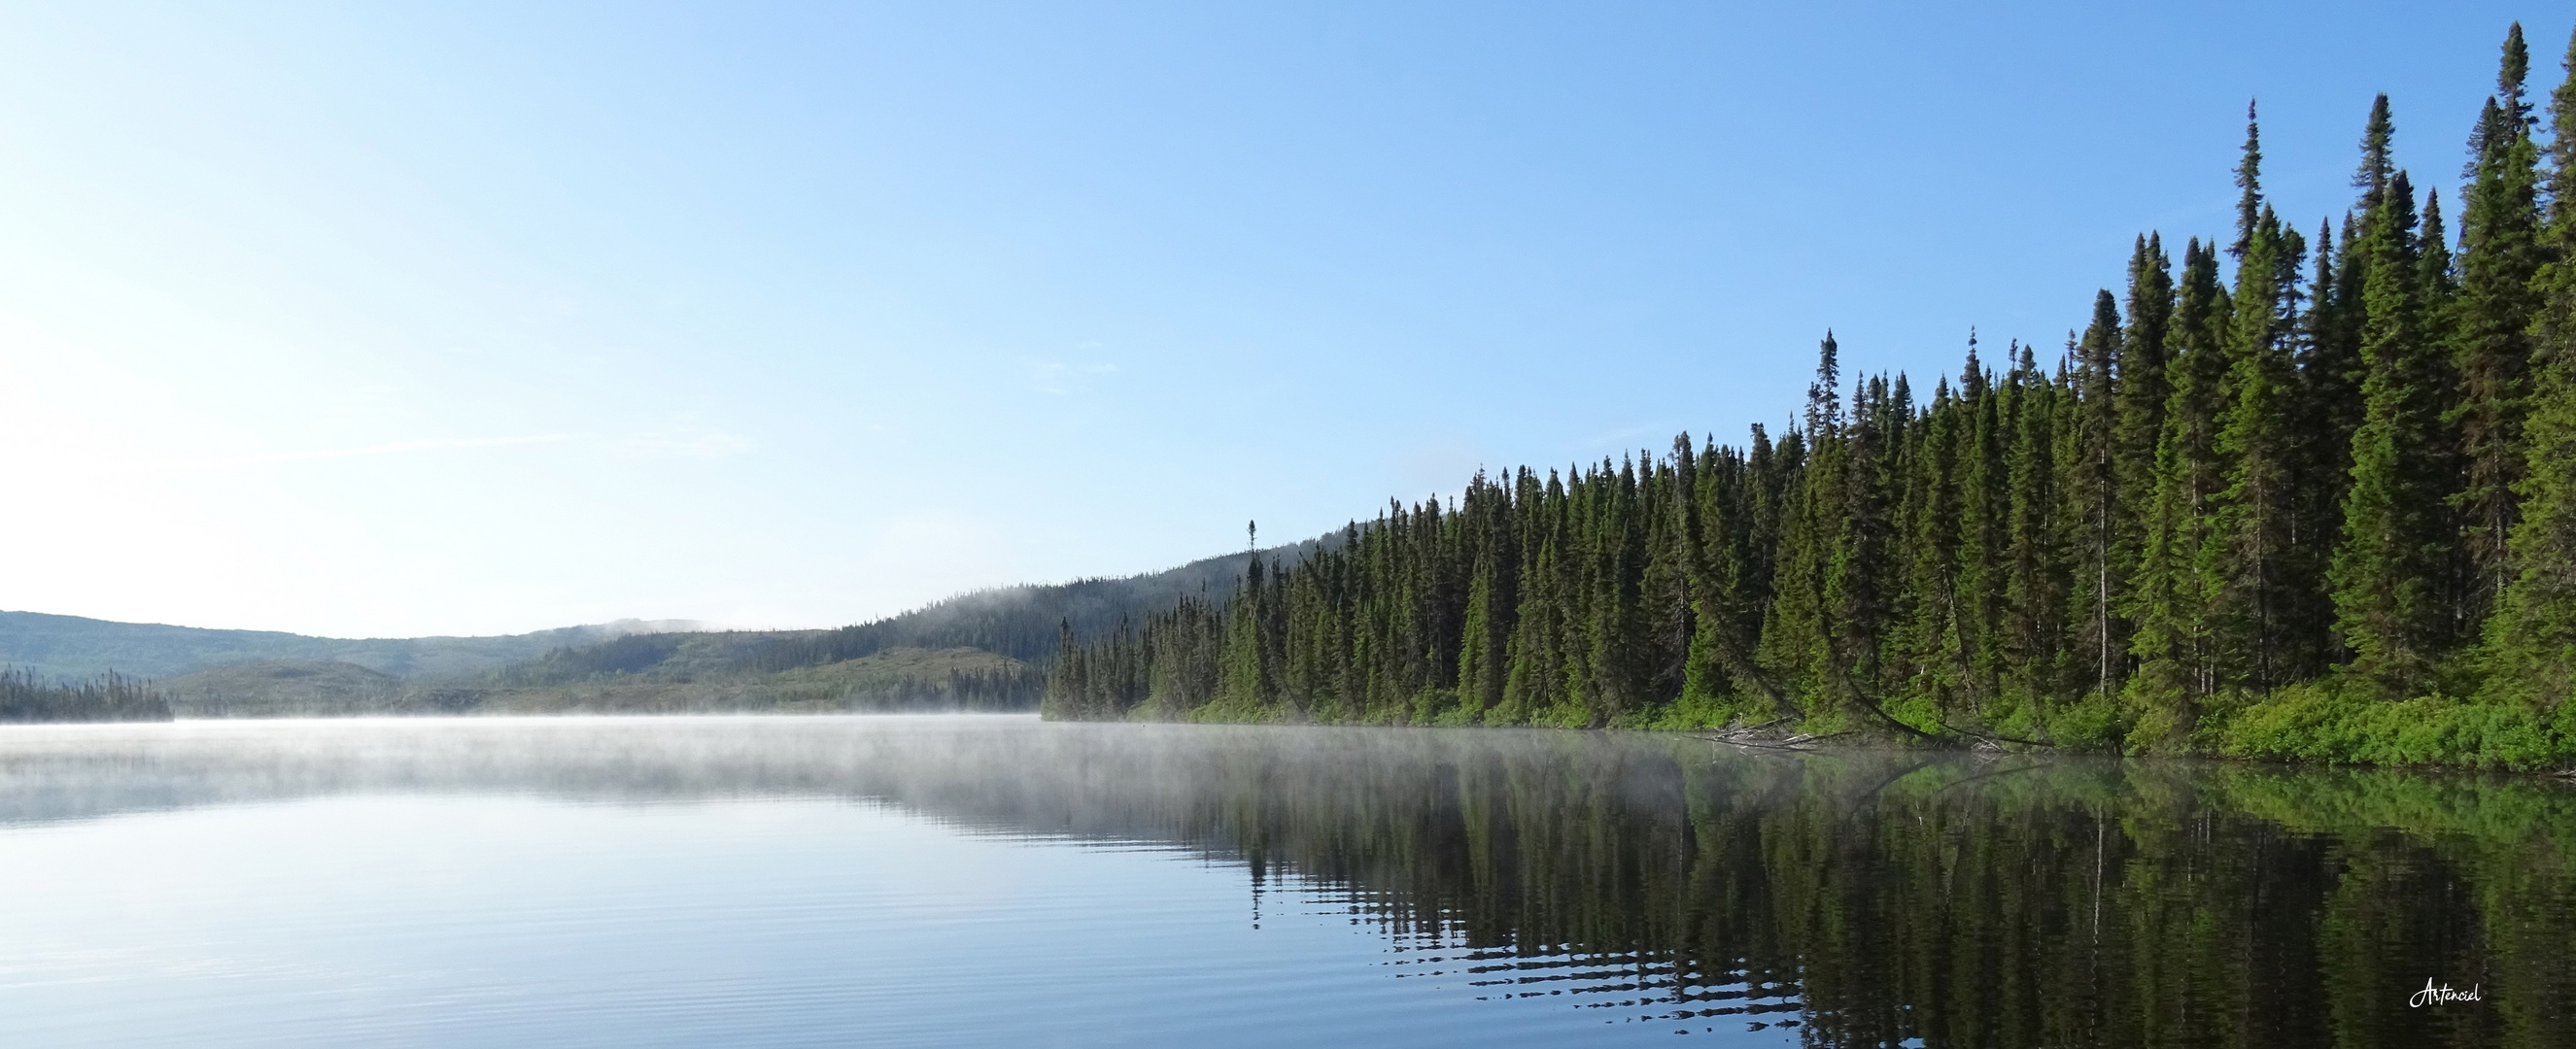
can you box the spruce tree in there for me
[2003,343,2066,713]
[2452,27,2546,632]
[2332,157,2461,694]
[2295,218,2361,639]
[2067,290,2125,697]
[2208,109,2306,691]
[1957,337,2010,703]
[1759,335,1845,713]
[1901,374,1968,716]
[2130,240,2231,735]
[2116,235,2177,581]
[2485,23,2576,710]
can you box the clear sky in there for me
[0,1,2554,638]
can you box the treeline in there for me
[837,666,1044,711]
[0,668,172,723]
[1051,23,2576,767]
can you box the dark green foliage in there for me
[2330,97,2467,695]
[2483,23,2576,713]
[0,668,171,723]
[2454,27,2549,632]
[2127,240,2230,742]
[2208,158,2308,689]
[1050,23,2576,768]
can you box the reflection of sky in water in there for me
[0,714,2554,1048]
[0,718,1797,1048]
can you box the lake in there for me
[0,715,2564,1048]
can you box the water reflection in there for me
[0,716,2566,1048]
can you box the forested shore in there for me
[1048,22,2576,770]
[0,669,172,724]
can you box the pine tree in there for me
[1957,337,2010,704]
[2485,23,2576,710]
[2295,218,2361,654]
[2130,240,2231,735]
[1900,373,1968,717]
[2452,26,2547,632]
[2068,290,2125,697]
[1759,335,1845,712]
[2208,110,2306,691]
[2003,343,2067,713]
[2116,235,2177,588]
[2332,104,2464,694]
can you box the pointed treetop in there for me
[2503,22,2532,125]
[2469,97,2507,177]
[2233,100,2263,259]
[2420,186,2451,281]
[2314,217,2335,289]
[2356,94,2395,213]
[1804,330,1842,435]
[1961,327,1987,397]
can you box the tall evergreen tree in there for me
[2116,234,2177,572]
[2332,100,2465,694]
[1759,335,1846,711]
[2451,27,2547,632]
[2208,110,2307,690]
[2486,23,2576,709]
[2131,240,2231,733]
[2003,344,2067,708]
[2068,290,2126,696]
[1958,337,2010,703]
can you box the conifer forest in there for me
[1049,22,2576,770]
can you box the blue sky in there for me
[0,1,2552,637]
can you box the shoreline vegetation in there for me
[0,668,172,723]
[1047,20,2576,773]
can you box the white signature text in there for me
[2410,979,2483,1007]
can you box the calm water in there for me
[0,716,2567,1048]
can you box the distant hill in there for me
[0,532,1324,717]
[453,538,1327,713]
[738,535,1337,670]
[0,612,703,683]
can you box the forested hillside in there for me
[460,538,1330,711]
[0,611,697,681]
[735,536,1334,671]
[1048,22,2576,770]
[0,539,1320,719]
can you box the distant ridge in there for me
[752,535,1337,668]
[0,612,703,683]
[0,532,1328,712]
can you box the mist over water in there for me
[0,716,2565,1047]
